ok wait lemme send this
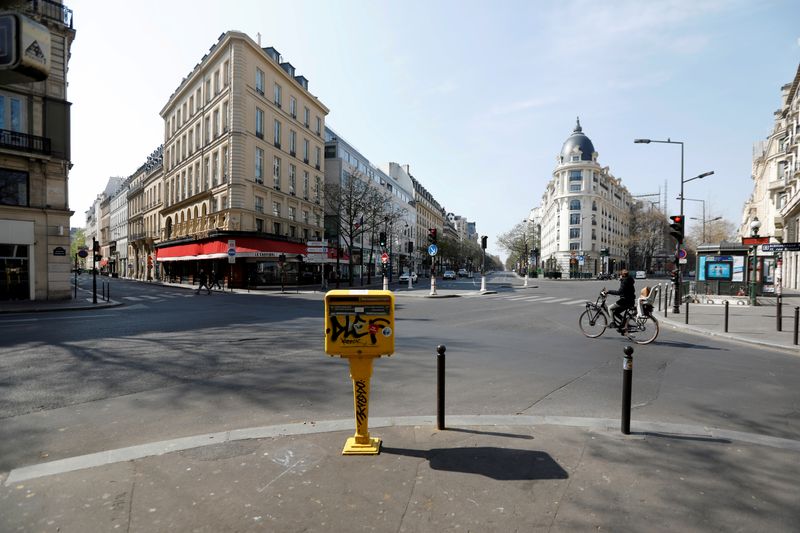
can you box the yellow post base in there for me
[342,436,382,455]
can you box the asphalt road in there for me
[1,273,799,474]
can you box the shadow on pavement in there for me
[381,446,568,480]
[634,431,731,444]
[652,340,726,350]
[444,427,534,440]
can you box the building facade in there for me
[538,120,633,277]
[0,1,75,300]
[740,63,800,291]
[409,174,445,273]
[155,31,329,287]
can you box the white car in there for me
[443,270,456,280]
[399,272,418,283]
[635,270,647,279]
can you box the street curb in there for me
[659,317,799,354]
[0,300,124,314]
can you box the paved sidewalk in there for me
[2,416,799,532]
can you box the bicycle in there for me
[579,290,660,345]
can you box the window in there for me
[315,116,321,135]
[303,228,309,240]
[213,71,220,94]
[290,96,296,118]
[325,145,336,159]
[315,214,321,227]
[255,108,264,138]
[570,213,580,225]
[303,171,309,198]
[222,101,229,132]
[303,210,309,224]
[212,197,218,212]
[314,176,321,202]
[255,196,264,213]
[272,202,281,217]
[206,79,212,103]
[289,226,296,238]
[570,199,581,210]
[0,96,25,132]
[569,228,580,239]
[569,170,582,181]
[273,156,281,188]
[274,120,281,148]
[273,222,281,235]
[256,218,264,233]
[289,130,296,154]
[592,201,597,211]
[569,242,580,250]
[212,152,219,185]
[274,83,282,107]
[213,109,220,138]
[570,183,581,192]
[303,106,310,127]
[256,68,265,94]
[289,206,296,221]
[204,117,210,144]
[205,156,211,187]
[0,168,28,206]
[255,148,264,183]
[315,146,321,168]
[289,164,296,193]
[303,139,309,163]
[222,146,228,179]
[223,61,230,87]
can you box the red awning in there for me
[156,237,308,262]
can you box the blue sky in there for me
[67,0,800,260]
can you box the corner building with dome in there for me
[537,119,634,278]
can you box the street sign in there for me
[678,248,687,259]
[381,252,389,264]
[77,249,88,258]
[307,247,328,253]
[742,236,770,246]
[306,240,325,247]
[679,258,688,264]
[428,244,438,256]
[578,255,585,265]
[228,239,236,264]
[762,242,800,252]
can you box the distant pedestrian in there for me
[210,269,222,290]
[196,269,211,295]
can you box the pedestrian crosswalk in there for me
[122,293,196,302]
[462,292,588,306]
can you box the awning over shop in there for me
[156,237,308,262]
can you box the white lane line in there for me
[545,298,571,304]
[561,299,590,305]
[140,295,160,300]
[122,296,141,301]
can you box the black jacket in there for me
[608,275,635,305]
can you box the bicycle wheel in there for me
[626,315,659,345]
[579,309,607,338]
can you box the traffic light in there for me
[427,228,437,244]
[481,235,487,250]
[407,241,413,253]
[93,239,100,252]
[379,232,387,247]
[669,215,684,244]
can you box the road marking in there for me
[141,295,160,300]
[122,296,142,301]
[561,299,589,305]
[544,297,571,304]
[0,314,114,324]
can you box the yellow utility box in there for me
[324,290,395,455]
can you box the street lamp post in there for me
[635,138,714,314]
[749,217,761,306]
[521,219,530,287]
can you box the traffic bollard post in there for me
[777,295,782,332]
[658,284,662,311]
[794,307,799,346]
[621,345,633,435]
[685,299,689,324]
[437,345,446,430]
[724,300,729,333]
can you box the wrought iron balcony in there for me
[27,0,74,29]
[0,129,51,155]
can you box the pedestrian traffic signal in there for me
[379,232,387,247]
[669,215,684,244]
[427,228,437,243]
[481,235,487,250]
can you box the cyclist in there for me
[603,269,635,331]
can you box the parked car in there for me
[635,270,647,279]
[457,268,468,277]
[443,270,456,280]
[399,272,418,283]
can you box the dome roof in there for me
[560,118,595,162]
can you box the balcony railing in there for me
[28,0,74,29]
[0,129,51,155]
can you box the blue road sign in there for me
[428,244,438,256]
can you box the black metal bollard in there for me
[658,284,663,311]
[436,345,446,430]
[794,307,799,346]
[685,299,689,325]
[776,295,782,332]
[724,300,729,333]
[621,346,633,435]
[664,286,669,318]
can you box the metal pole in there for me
[92,240,97,304]
[621,346,633,435]
[436,345,446,430]
[74,253,78,299]
[664,286,669,318]
[685,298,689,324]
[674,141,684,315]
[777,295,782,332]
[658,283,662,311]
[794,307,799,346]
[724,300,729,333]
